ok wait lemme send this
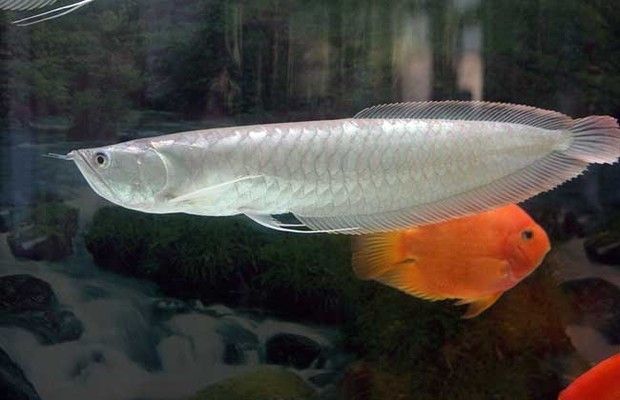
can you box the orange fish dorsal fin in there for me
[351,231,406,280]
[458,292,503,319]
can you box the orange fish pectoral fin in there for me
[372,261,447,302]
[458,292,503,319]
[352,231,406,280]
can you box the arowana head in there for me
[66,141,168,211]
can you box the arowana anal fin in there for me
[243,211,358,234]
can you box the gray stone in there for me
[7,225,72,261]
[151,298,191,319]
[217,319,259,365]
[0,275,83,344]
[6,203,78,261]
[309,371,339,388]
[0,347,41,400]
[584,232,620,267]
[265,333,324,370]
[561,278,620,344]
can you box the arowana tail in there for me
[563,115,620,164]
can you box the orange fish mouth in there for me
[509,246,550,284]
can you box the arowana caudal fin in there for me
[456,292,503,319]
[351,231,407,280]
[565,115,620,164]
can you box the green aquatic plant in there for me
[253,234,358,323]
[85,207,271,303]
[85,206,360,321]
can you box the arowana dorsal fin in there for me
[353,101,571,130]
[0,0,58,10]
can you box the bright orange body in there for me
[558,353,620,400]
[352,204,551,317]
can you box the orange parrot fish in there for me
[558,353,620,400]
[351,204,550,318]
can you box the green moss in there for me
[252,235,358,322]
[30,202,78,235]
[85,207,270,302]
[85,207,360,322]
[187,367,315,400]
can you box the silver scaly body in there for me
[149,119,562,216]
[67,101,620,234]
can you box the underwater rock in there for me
[6,203,78,261]
[0,346,41,400]
[187,366,315,400]
[0,275,83,344]
[560,278,620,345]
[80,285,110,302]
[222,343,245,365]
[265,333,325,370]
[216,319,259,365]
[151,298,191,319]
[0,274,56,313]
[584,231,620,266]
[202,304,235,318]
[0,208,11,233]
[7,226,69,261]
[308,371,340,388]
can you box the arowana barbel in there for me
[59,101,620,234]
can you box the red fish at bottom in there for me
[558,353,620,400]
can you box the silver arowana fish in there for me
[0,0,94,26]
[60,101,620,234]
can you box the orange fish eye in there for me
[521,229,534,240]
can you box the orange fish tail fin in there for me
[352,232,404,280]
[457,292,503,319]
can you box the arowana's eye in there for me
[521,229,534,240]
[94,152,110,168]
